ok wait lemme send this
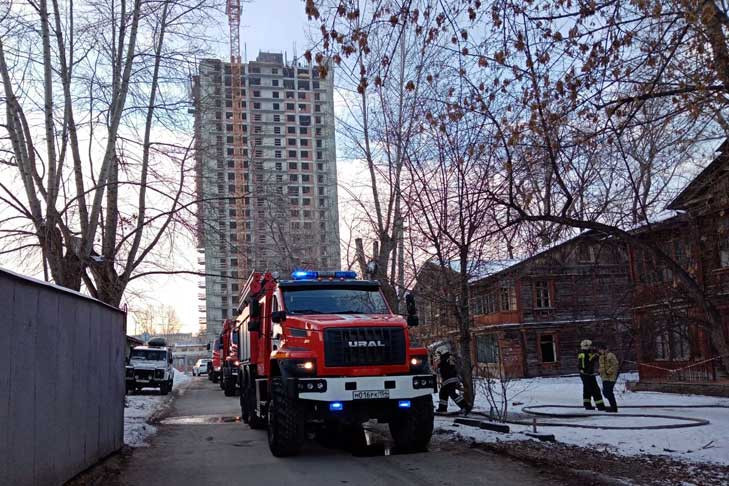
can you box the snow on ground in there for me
[436,373,729,465]
[124,369,191,447]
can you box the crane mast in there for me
[227,0,247,278]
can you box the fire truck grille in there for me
[324,327,406,367]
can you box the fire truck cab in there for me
[236,270,436,457]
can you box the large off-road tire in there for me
[160,382,170,396]
[212,372,219,383]
[241,386,267,429]
[224,373,236,397]
[388,395,434,452]
[267,378,305,457]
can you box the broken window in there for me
[539,334,557,363]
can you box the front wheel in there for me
[160,382,170,395]
[388,395,434,452]
[267,378,305,457]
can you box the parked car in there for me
[126,338,174,395]
[193,358,211,376]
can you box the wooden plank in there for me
[34,289,59,485]
[9,281,38,485]
[0,278,14,482]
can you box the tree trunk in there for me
[457,257,474,408]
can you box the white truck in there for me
[126,338,174,395]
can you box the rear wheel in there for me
[388,395,434,452]
[267,378,305,457]
[224,373,235,396]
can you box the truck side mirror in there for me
[271,310,287,323]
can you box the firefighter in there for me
[434,345,470,414]
[578,340,606,411]
[597,343,619,413]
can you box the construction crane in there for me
[227,0,247,279]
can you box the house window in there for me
[470,295,483,315]
[719,239,729,268]
[499,287,515,311]
[476,334,499,364]
[577,243,595,263]
[539,334,557,363]
[534,281,551,309]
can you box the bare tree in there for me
[306,1,447,310]
[132,302,182,336]
[307,0,729,372]
[0,0,220,306]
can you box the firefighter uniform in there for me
[436,351,467,413]
[578,340,606,411]
[599,349,620,412]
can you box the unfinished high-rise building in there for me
[193,52,341,339]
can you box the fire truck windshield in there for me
[130,349,167,361]
[283,287,389,315]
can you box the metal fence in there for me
[0,268,126,486]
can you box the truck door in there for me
[272,296,282,351]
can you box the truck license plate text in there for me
[352,390,389,400]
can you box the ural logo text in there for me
[347,340,386,348]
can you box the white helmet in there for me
[434,344,450,356]
[580,339,592,350]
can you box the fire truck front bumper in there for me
[289,374,437,402]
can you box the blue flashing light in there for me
[329,401,344,411]
[397,400,411,409]
[291,270,358,280]
[292,270,318,280]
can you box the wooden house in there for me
[468,235,634,378]
[630,141,729,383]
[412,236,634,378]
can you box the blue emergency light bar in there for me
[291,270,358,280]
[329,401,344,411]
[397,400,411,409]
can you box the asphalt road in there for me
[105,378,570,486]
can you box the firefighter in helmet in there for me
[578,339,606,411]
[434,344,470,413]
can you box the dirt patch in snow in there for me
[443,433,729,486]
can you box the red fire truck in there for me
[208,337,221,383]
[234,270,436,457]
[220,319,240,396]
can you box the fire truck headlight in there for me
[409,356,430,373]
[234,360,240,367]
[281,359,317,377]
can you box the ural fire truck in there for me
[235,270,436,457]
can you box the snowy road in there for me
[99,377,574,486]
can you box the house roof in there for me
[468,231,599,286]
[442,259,524,282]
[667,139,728,210]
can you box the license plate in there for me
[352,390,389,400]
